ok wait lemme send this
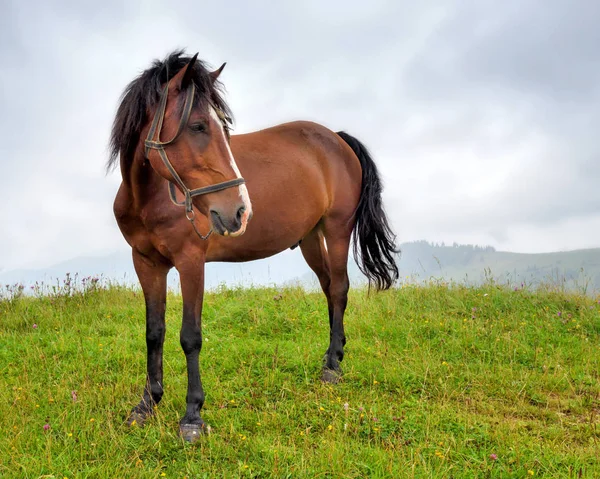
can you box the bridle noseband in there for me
[144,81,245,240]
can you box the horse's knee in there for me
[146,324,166,348]
[180,326,202,355]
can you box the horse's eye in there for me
[189,122,207,133]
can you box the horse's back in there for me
[232,120,362,209]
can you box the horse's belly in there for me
[205,209,320,263]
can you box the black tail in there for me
[337,131,400,290]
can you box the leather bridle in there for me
[144,81,245,240]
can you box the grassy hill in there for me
[1,281,599,477]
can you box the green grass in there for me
[1,280,599,478]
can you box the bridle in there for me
[144,81,245,240]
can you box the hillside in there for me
[1,283,599,477]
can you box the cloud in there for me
[0,0,598,274]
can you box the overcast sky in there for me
[1,0,599,272]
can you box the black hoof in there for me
[127,409,151,427]
[179,422,209,442]
[322,368,342,384]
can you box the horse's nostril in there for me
[236,205,246,220]
[210,210,223,227]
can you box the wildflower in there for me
[327,424,333,431]
[442,361,449,367]
[71,391,77,402]
[528,471,534,476]
[161,474,166,477]
[319,406,324,411]
[43,423,50,431]
[90,418,95,422]
[373,380,379,385]
[68,433,72,437]
[435,450,444,458]
[33,324,38,329]
[557,312,562,317]
[343,402,349,412]
[358,406,364,412]
[490,453,498,460]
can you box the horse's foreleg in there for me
[128,249,169,426]
[177,256,207,441]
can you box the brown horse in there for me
[108,50,399,441]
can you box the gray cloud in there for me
[1,0,599,273]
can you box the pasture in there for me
[1,279,599,478]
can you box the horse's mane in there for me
[107,49,233,173]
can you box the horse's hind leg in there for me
[321,223,352,383]
[128,249,169,426]
[301,220,352,383]
[300,226,333,325]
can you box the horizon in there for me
[2,239,600,276]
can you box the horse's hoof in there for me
[322,368,342,384]
[127,410,149,427]
[179,422,209,442]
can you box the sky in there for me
[1,0,600,273]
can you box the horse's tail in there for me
[336,131,400,291]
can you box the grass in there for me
[0,279,599,478]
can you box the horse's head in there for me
[144,54,252,237]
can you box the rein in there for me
[144,81,245,240]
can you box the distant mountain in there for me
[388,241,600,293]
[2,241,599,293]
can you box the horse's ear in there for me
[209,62,227,83]
[172,52,198,91]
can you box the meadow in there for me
[1,278,599,478]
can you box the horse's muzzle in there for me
[210,205,248,237]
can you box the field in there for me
[1,279,599,478]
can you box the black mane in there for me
[107,49,233,173]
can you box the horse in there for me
[107,50,399,441]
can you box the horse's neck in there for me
[122,151,165,210]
